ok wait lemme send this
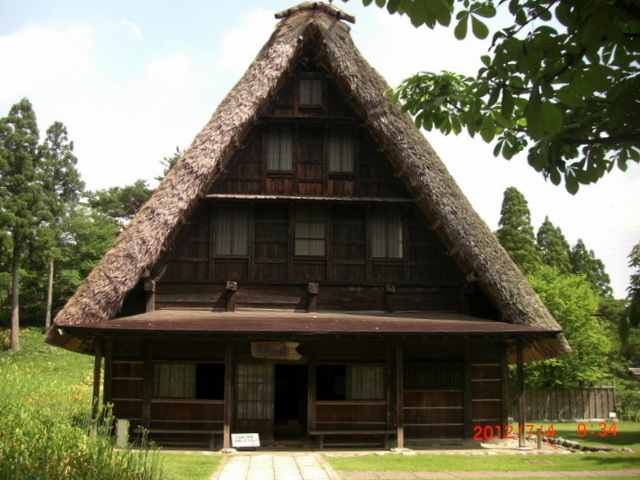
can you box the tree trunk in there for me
[45,258,54,332]
[9,242,21,352]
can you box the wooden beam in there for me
[144,280,156,312]
[226,281,237,312]
[308,283,319,312]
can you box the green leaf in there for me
[501,88,514,118]
[454,14,468,39]
[363,0,374,6]
[471,15,489,39]
[565,175,580,194]
[474,3,497,18]
[480,115,496,142]
[525,87,545,139]
[409,0,428,27]
[541,102,563,133]
[375,0,386,7]
[386,0,400,13]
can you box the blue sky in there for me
[1,0,639,298]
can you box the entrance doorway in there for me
[274,365,307,439]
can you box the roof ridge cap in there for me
[275,2,356,24]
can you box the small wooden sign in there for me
[232,433,261,448]
[251,341,302,360]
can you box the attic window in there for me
[370,207,403,259]
[215,203,249,255]
[327,127,355,172]
[266,125,293,170]
[299,78,323,106]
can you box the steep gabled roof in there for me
[46,2,570,362]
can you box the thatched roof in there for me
[46,2,570,362]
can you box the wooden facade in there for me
[48,3,566,450]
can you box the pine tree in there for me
[536,216,572,274]
[495,187,541,275]
[39,121,84,330]
[0,99,49,351]
[570,239,613,297]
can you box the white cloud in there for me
[0,24,95,104]
[118,18,143,40]
[217,8,276,75]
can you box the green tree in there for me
[620,241,640,344]
[355,0,640,193]
[570,239,612,297]
[525,265,611,388]
[38,121,84,330]
[495,186,541,274]
[0,99,50,351]
[536,216,571,274]
[155,146,183,182]
[86,179,153,230]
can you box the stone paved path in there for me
[210,454,341,480]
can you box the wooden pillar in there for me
[517,339,526,448]
[395,341,404,449]
[500,345,509,436]
[307,342,317,435]
[463,342,473,440]
[103,339,113,407]
[92,338,104,420]
[223,343,234,450]
[142,342,153,429]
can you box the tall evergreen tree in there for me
[86,179,153,230]
[495,186,541,275]
[38,121,84,330]
[0,99,49,351]
[536,216,572,274]
[620,241,640,345]
[570,239,613,297]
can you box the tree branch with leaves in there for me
[352,0,640,193]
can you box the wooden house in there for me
[47,2,570,450]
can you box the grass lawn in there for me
[324,422,640,475]
[0,328,222,480]
[157,452,222,480]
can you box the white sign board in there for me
[231,433,261,448]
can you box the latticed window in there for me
[153,363,195,398]
[404,361,464,390]
[349,365,384,400]
[295,205,326,256]
[370,207,403,258]
[327,127,354,172]
[266,125,293,170]
[236,364,274,419]
[299,78,323,105]
[316,364,385,401]
[215,203,249,255]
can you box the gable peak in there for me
[275,2,356,24]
